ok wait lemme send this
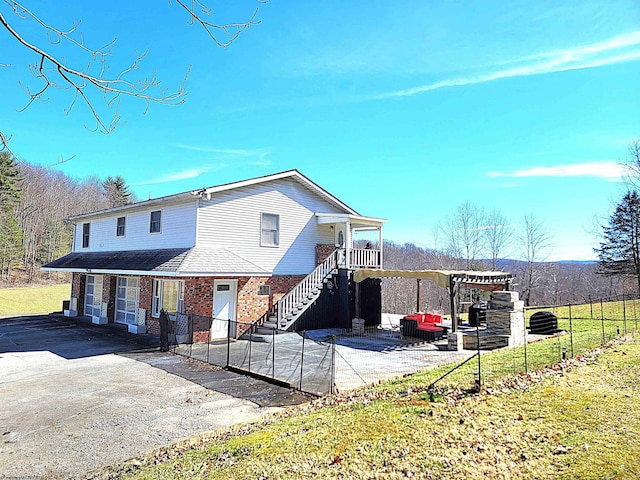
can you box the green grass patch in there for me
[98,339,640,480]
[528,299,640,324]
[0,284,70,316]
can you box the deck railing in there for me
[350,248,382,269]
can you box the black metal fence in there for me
[425,293,640,395]
[163,312,335,395]
[162,294,640,397]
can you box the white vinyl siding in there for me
[196,178,340,274]
[84,274,103,317]
[73,201,197,252]
[116,276,139,325]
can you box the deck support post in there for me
[449,277,458,332]
[355,280,361,319]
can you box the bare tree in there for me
[0,1,263,150]
[440,202,485,270]
[623,139,640,189]
[518,213,552,306]
[483,208,513,270]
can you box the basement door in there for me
[211,280,237,340]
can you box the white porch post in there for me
[345,220,351,269]
[378,225,383,268]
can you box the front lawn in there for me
[0,284,70,316]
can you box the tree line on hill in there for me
[0,152,133,284]
[2,142,639,313]
[380,240,621,315]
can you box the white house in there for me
[43,170,385,340]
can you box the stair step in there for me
[255,326,276,335]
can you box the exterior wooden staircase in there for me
[261,249,339,331]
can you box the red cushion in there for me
[416,324,443,332]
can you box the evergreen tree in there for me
[595,191,640,294]
[102,175,132,208]
[0,152,22,280]
[0,151,21,206]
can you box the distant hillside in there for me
[381,240,620,310]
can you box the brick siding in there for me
[316,244,335,265]
[71,272,305,342]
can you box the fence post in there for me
[248,323,253,372]
[330,335,336,394]
[475,317,481,391]
[600,298,605,345]
[589,296,593,319]
[623,295,628,334]
[226,318,231,367]
[299,331,306,391]
[568,303,574,358]
[272,327,276,379]
[635,296,638,332]
[523,308,528,373]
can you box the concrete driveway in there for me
[0,315,308,480]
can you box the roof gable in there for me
[195,170,359,215]
[69,170,359,221]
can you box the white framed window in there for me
[116,216,126,237]
[116,276,139,325]
[150,210,161,233]
[152,279,184,317]
[82,223,90,248]
[261,213,279,246]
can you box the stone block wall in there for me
[485,290,526,346]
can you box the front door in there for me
[211,280,237,340]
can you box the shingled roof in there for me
[42,247,269,276]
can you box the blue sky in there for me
[1,1,639,261]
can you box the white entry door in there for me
[211,280,237,340]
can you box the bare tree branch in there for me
[0,0,264,148]
[171,0,262,48]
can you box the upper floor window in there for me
[261,213,279,246]
[116,217,126,237]
[82,223,90,248]
[150,210,161,233]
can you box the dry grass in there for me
[95,338,640,480]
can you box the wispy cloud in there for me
[175,145,273,166]
[136,166,216,186]
[488,161,628,181]
[136,146,274,185]
[377,31,640,99]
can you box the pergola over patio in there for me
[353,269,514,332]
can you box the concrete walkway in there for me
[0,315,308,480]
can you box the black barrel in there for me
[529,311,558,334]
